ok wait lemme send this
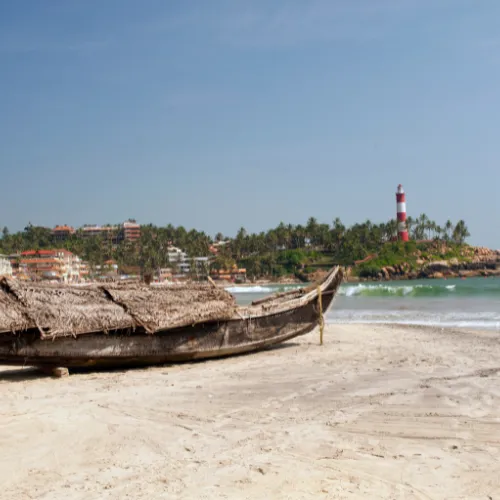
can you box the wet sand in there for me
[1,324,499,499]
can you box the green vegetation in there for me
[355,240,475,278]
[0,215,472,279]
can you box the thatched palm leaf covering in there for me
[0,279,237,339]
[0,280,32,333]
[102,283,237,334]
[0,278,134,339]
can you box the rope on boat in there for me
[317,286,324,346]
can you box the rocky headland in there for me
[345,245,500,282]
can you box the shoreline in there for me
[221,272,500,288]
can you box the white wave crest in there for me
[225,284,302,294]
[339,282,458,297]
[340,284,415,296]
[225,285,273,294]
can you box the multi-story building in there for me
[81,225,117,239]
[114,220,141,243]
[20,249,82,283]
[77,221,140,243]
[20,253,63,281]
[0,254,13,277]
[79,261,90,280]
[52,225,76,241]
[122,220,141,241]
[167,246,190,274]
[165,248,212,278]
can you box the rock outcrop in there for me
[348,245,500,282]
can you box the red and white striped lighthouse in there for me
[396,184,409,241]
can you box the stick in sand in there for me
[317,286,324,345]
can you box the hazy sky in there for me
[1,1,499,247]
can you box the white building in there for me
[0,254,12,277]
[167,246,190,273]
[67,254,82,282]
[167,247,211,276]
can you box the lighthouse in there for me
[396,184,409,241]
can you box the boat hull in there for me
[0,289,335,369]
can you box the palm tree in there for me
[384,219,398,241]
[294,224,306,249]
[427,220,436,240]
[413,214,427,240]
[330,218,345,252]
[444,220,453,241]
[452,220,470,244]
[316,223,331,248]
[236,227,247,241]
[406,216,415,238]
[431,221,443,240]
[306,217,318,247]
[274,222,288,250]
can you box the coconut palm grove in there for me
[0,215,471,281]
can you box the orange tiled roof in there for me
[21,250,56,256]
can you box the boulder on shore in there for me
[428,272,444,279]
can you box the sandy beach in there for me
[1,324,499,499]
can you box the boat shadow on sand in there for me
[0,341,302,383]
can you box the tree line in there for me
[0,216,471,278]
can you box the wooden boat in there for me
[0,266,343,371]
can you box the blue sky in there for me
[1,0,499,247]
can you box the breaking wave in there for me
[339,281,500,298]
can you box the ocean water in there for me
[226,277,500,331]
